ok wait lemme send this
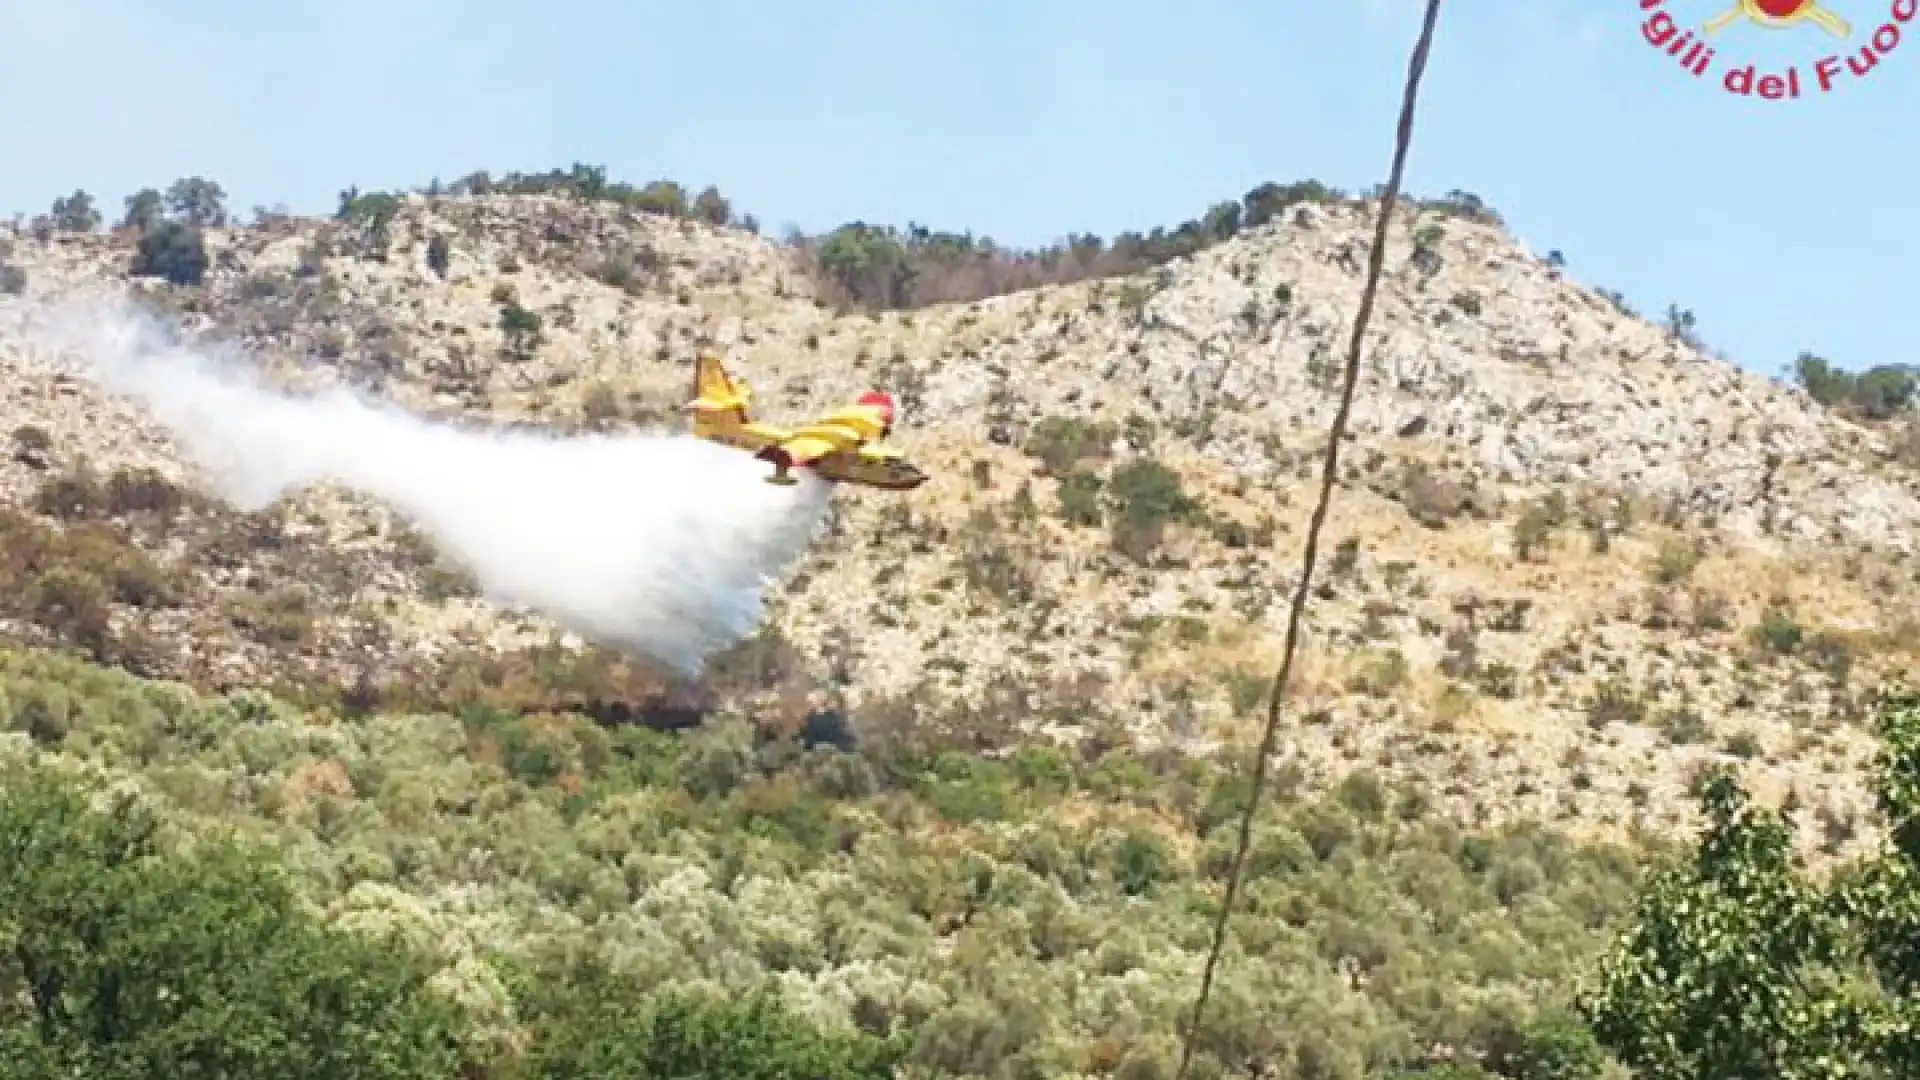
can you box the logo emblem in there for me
[1703,0,1851,36]
[1639,0,1912,96]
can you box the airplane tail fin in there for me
[684,354,751,431]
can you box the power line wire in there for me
[1172,2,1447,1075]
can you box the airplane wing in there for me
[774,426,859,465]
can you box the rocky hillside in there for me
[1,176,1913,859]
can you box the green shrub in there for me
[1106,457,1197,562]
[514,980,904,1080]
[1025,416,1117,474]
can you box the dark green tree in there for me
[1796,352,1852,406]
[164,176,228,228]
[120,188,164,232]
[1486,1011,1607,1080]
[1200,199,1243,241]
[426,233,451,278]
[631,179,688,217]
[568,162,608,201]
[0,763,467,1079]
[128,221,208,286]
[1581,683,1920,1077]
[1105,457,1196,563]
[1663,304,1698,344]
[1242,179,1335,228]
[1850,366,1919,419]
[815,223,916,308]
[499,301,544,361]
[337,188,403,258]
[692,184,732,227]
[1829,682,1920,1069]
[1792,353,1916,420]
[49,190,101,233]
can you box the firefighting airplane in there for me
[683,354,928,491]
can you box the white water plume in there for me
[18,297,833,679]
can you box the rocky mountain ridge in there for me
[0,180,1911,859]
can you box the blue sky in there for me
[1,0,1912,380]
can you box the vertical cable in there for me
[1173,2,1446,1076]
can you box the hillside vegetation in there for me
[3,167,1920,1077]
[1,648,1643,1078]
[11,650,1920,1077]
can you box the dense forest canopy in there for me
[7,648,1920,1076]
